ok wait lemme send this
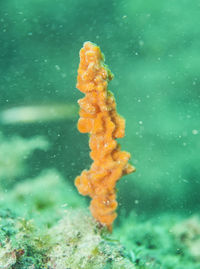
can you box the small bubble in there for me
[139,121,143,125]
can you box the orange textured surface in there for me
[75,41,135,231]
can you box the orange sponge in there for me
[75,41,135,231]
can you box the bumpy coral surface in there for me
[75,41,135,230]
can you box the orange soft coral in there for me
[75,41,135,231]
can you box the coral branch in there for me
[75,41,135,231]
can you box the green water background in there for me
[0,0,199,217]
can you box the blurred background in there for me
[0,0,199,217]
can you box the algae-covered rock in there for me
[0,134,83,229]
[172,216,200,261]
[0,241,17,269]
[0,169,86,228]
[115,212,200,268]
[47,210,135,269]
[0,133,49,187]
[0,208,135,269]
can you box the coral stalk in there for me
[75,41,135,231]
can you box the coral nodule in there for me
[75,41,135,231]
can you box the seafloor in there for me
[0,134,199,269]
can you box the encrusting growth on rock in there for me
[75,41,135,231]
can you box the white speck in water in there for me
[139,40,144,46]
[139,121,143,125]
[55,65,61,71]
[192,129,198,135]
[61,203,68,208]
[61,73,66,78]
